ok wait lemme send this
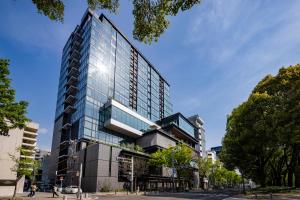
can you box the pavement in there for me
[15,191,300,200]
[17,192,78,200]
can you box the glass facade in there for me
[54,11,173,148]
[104,105,152,132]
[178,116,196,137]
[159,114,196,138]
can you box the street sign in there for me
[60,176,64,181]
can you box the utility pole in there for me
[131,156,134,193]
[77,163,82,200]
[172,148,175,192]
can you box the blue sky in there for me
[1,0,300,151]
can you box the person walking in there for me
[31,184,37,198]
[52,185,59,198]
[27,187,33,197]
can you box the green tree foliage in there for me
[197,157,212,179]
[221,64,300,187]
[197,158,241,189]
[10,147,41,180]
[0,59,29,134]
[30,0,201,44]
[208,161,242,189]
[149,143,194,187]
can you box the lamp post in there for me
[172,148,175,192]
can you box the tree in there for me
[205,160,241,189]
[197,157,212,179]
[10,147,41,198]
[0,59,29,135]
[149,143,194,190]
[221,64,300,187]
[30,0,201,44]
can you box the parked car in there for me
[64,185,82,194]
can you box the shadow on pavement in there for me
[145,190,239,200]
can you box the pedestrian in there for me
[27,187,32,197]
[52,185,59,198]
[31,183,37,198]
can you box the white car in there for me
[64,185,82,194]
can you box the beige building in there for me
[0,122,39,196]
[207,150,217,164]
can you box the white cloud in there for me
[0,1,77,52]
[179,0,300,147]
[38,127,48,135]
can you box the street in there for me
[17,191,300,200]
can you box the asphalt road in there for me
[18,191,300,200]
[92,192,245,200]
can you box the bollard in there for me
[63,195,68,200]
[270,193,272,199]
[84,193,88,198]
[255,193,257,199]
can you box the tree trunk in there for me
[288,168,294,187]
[259,169,266,187]
[242,173,246,194]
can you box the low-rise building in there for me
[0,122,39,196]
[207,150,217,164]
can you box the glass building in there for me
[50,9,173,179]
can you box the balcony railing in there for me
[62,123,72,130]
[66,76,78,86]
[65,85,78,95]
[67,66,79,77]
[64,95,76,104]
[70,49,80,60]
[69,57,79,68]
[63,105,76,114]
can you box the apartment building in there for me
[188,115,206,157]
[0,122,39,196]
[50,9,203,192]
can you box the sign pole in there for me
[77,163,82,200]
[131,156,134,193]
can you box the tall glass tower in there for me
[50,9,173,181]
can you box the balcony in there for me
[66,76,78,86]
[20,155,35,159]
[23,132,37,140]
[23,136,37,144]
[24,122,39,132]
[64,105,76,114]
[67,66,79,77]
[74,32,82,41]
[60,140,69,146]
[62,123,72,130]
[22,142,36,149]
[65,85,78,95]
[23,130,38,137]
[64,94,76,104]
[58,154,68,159]
[22,149,35,154]
[70,49,80,60]
[69,57,79,68]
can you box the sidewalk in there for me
[17,192,78,200]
